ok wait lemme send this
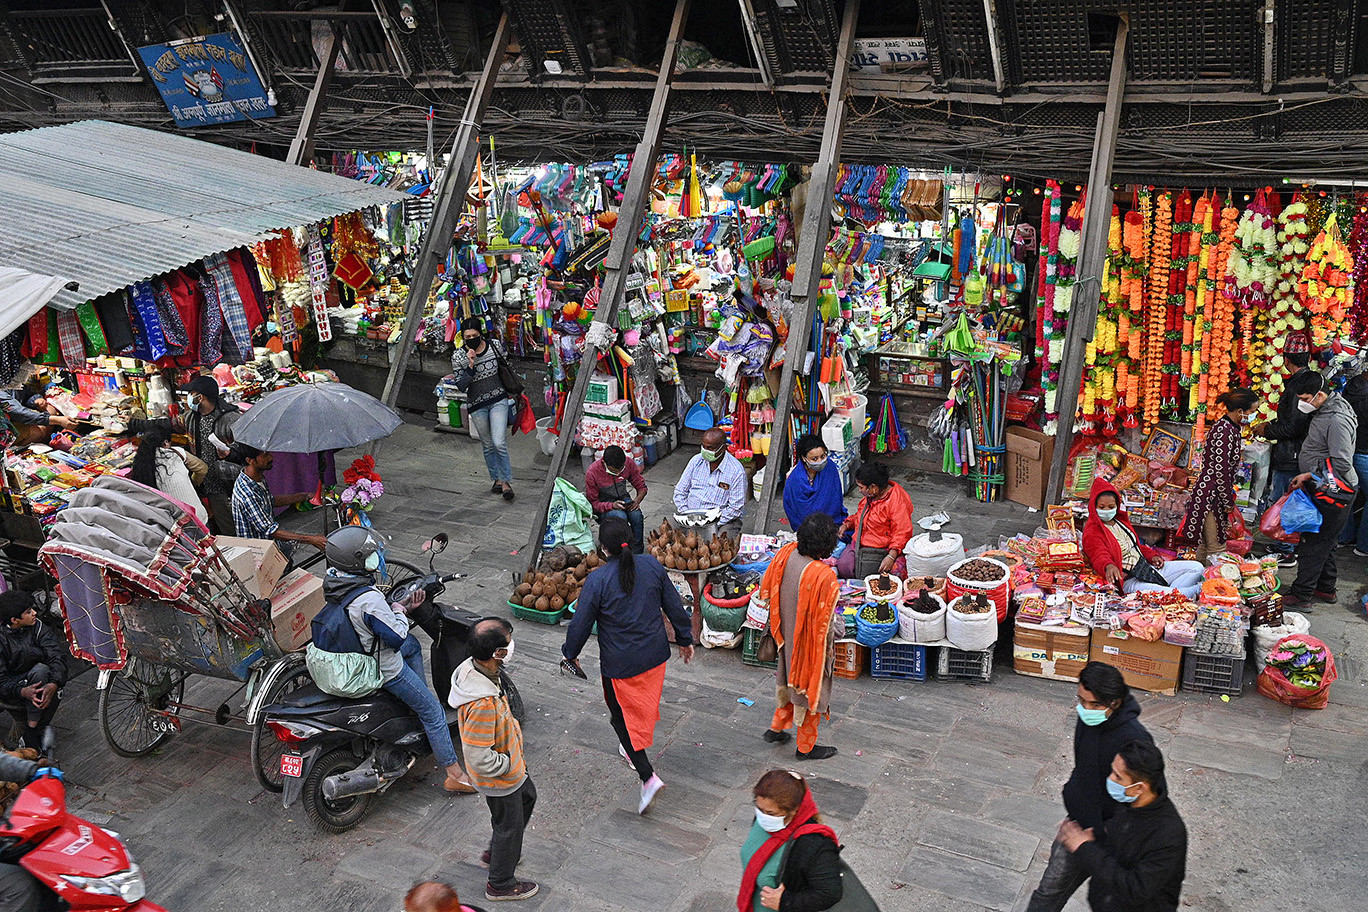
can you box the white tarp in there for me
[0,266,72,339]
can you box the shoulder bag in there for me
[776,831,882,912]
[489,341,525,397]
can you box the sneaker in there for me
[796,745,838,761]
[1282,594,1313,609]
[1314,590,1338,603]
[618,743,636,769]
[485,881,539,902]
[639,774,665,814]
[762,729,793,744]
[1354,549,1368,558]
[1276,555,1299,569]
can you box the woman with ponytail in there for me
[561,515,694,815]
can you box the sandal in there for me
[502,487,515,501]
[492,482,504,494]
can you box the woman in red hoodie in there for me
[1081,478,1205,598]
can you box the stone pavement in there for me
[40,417,1368,911]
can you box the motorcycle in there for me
[264,534,522,832]
[0,770,164,911]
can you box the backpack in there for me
[306,587,383,697]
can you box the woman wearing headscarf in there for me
[737,769,842,912]
[782,434,847,530]
[1179,388,1258,560]
[562,515,694,814]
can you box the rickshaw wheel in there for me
[252,661,314,793]
[99,658,185,758]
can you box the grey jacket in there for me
[1299,393,1359,489]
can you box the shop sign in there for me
[138,33,276,128]
[849,38,928,74]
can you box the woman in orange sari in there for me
[758,514,843,761]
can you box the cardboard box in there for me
[1014,620,1092,682]
[269,568,326,652]
[1006,427,1056,511]
[1089,627,1183,696]
[214,536,288,598]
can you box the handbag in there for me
[490,342,525,397]
[756,631,779,663]
[776,831,882,912]
[1127,557,1169,587]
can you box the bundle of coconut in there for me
[646,521,737,572]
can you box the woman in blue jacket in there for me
[782,435,847,530]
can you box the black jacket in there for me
[1061,695,1152,830]
[1076,795,1188,912]
[778,822,843,912]
[1265,367,1314,472]
[1342,375,1368,454]
[0,621,69,701]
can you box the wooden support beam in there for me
[286,23,340,166]
[1046,16,1130,505]
[981,0,1008,93]
[521,0,693,573]
[375,15,510,416]
[750,0,861,535]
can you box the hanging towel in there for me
[55,310,87,370]
[204,253,253,358]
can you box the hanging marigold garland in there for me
[1142,190,1171,430]
[1119,205,1146,426]
[1301,211,1354,348]
[1083,205,1125,436]
[1194,199,1239,446]
[1162,191,1194,420]
[1179,194,1209,419]
[1187,196,1215,418]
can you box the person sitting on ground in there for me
[584,445,648,553]
[837,462,913,579]
[738,769,843,912]
[673,427,748,537]
[229,443,327,556]
[782,434,847,531]
[404,880,487,912]
[760,514,844,761]
[130,425,209,524]
[1178,387,1258,560]
[1082,478,1205,599]
[449,619,539,903]
[316,527,475,795]
[0,591,67,753]
[1059,741,1188,912]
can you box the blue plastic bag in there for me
[1280,488,1323,534]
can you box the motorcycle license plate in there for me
[280,753,304,778]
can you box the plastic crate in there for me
[741,626,777,669]
[936,646,992,683]
[832,639,866,679]
[871,640,928,681]
[1181,650,1245,696]
[508,599,567,626]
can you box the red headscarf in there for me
[736,788,838,912]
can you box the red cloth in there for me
[584,456,647,515]
[1080,477,1159,581]
[736,790,838,912]
[164,271,203,366]
[843,481,914,551]
[226,249,266,331]
[606,661,665,751]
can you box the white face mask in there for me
[499,639,515,665]
[755,806,787,833]
[1297,398,1317,414]
[805,456,828,472]
[363,551,381,572]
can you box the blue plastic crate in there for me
[871,640,928,681]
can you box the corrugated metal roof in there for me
[0,120,406,311]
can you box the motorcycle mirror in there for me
[424,533,449,554]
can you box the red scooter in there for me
[1,771,164,911]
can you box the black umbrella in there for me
[231,382,402,453]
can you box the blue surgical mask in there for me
[754,807,787,833]
[1106,777,1140,803]
[1096,507,1118,522]
[1077,703,1109,726]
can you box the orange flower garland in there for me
[1300,211,1353,347]
[1143,190,1172,430]
[1194,200,1239,446]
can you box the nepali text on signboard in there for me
[138,33,275,128]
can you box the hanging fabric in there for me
[204,253,254,358]
[55,310,87,370]
[128,281,168,362]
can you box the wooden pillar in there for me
[286,23,341,167]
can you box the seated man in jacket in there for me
[0,591,68,752]
[584,445,648,553]
[1059,741,1188,912]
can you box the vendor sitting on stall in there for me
[1082,478,1205,598]
[673,427,747,537]
[0,387,76,447]
[0,590,68,752]
[837,462,913,579]
[782,434,847,530]
[585,445,648,553]
[229,443,328,558]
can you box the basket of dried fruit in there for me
[897,586,947,643]
[946,557,1011,622]
[946,592,998,651]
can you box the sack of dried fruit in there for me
[946,593,997,651]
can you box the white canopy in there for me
[0,266,73,340]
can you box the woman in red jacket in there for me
[1081,479,1205,598]
[836,462,913,579]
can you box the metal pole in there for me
[750,0,861,535]
[522,0,693,572]
[376,14,510,415]
[286,23,341,167]
[1046,16,1130,505]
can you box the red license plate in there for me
[280,754,303,778]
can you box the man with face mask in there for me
[1254,338,1315,566]
[1026,661,1152,912]
[585,445,648,552]
[673,427,748,537]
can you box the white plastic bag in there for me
[946,595,997,651]
[700,617,743,649]
[903,532,966,578]
[897,591,947,643]
[1251,612,1310,673]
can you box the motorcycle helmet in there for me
[326,526,385,573]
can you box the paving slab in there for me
[1166,732,1287,780]
[932,735,1048,792]
[557,839,689,909]
[1288,723,1368,763]
[591,806,712,863]
[898,844,1028,911]
[982,794,1069,845]
[916,809,1041,872]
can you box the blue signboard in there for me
[138,32,275,128]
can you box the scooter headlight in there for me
[61,863,146,902]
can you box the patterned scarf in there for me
[55,310,87,369]
[204,253,253,359]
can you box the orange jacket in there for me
[844,482,914,552]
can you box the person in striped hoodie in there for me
[449,619,538,902]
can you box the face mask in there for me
[805,457,828,471]
[754,807,787,833]
[499,639,515,665]
[1077,703,1110,726]
[463,336,482,350]
[1096,507,1117,522]
[1106,777,1140,803]
[702,447,723,462]
[606,464,622,477]
[363,551,381,572]
[1297,398,1317,414]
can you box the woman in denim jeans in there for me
[454,317,518,500]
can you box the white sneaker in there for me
[638,774,664,815]
[1354,548,1368,559]
[618,743,636,770]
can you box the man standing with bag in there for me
[1255,338,1314,566]
[1284,371,1359,609]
